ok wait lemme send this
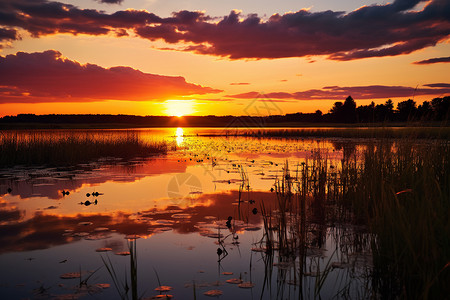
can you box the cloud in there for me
[0,50,221,103]
[0,0,449,60]
[226,84,450,100]
[0,27,18,41]
[413,56,450,64]
[424,83,450,88]
[96,0,123,4]
[230,82,250,85]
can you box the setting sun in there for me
[165,100,195,117]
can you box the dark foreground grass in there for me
[357,142,450,299]
[257,139,449,299]
[0,130,170,167]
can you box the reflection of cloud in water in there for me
[0,190,272,255]
[0,158,192,200]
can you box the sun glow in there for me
[175,127,184,146]
[165,100,195,117]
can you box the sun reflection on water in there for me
[175,127,184,146]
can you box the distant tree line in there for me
[324,96,450,123]
[0,96,448,127]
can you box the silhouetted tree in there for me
[329,96,356,123]
[397,99,417,121]
[417,101,432,121]
[356,101,375,123]
[342,96,357,123]
[431,96,450,121]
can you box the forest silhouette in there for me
[1,96,448,128]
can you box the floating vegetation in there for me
[152,227,172,233]
[78,222,93,226]
[170,213,192,219]
[94,227,110,231]
[59,272,81,279]
[149,295,173,299]
[85,233,111,240]
[152,220,175,226]
[238,282,255,288]
[154,286,172,292]
[203,289,223,296]
[95,247,112,252]
[125,234,141,240]
[73,232,90,237]
[226,278,242,284]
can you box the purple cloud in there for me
[0,0,448,60]
[0,50,221,103]
[226,84,450,100]
[413,56,450,64]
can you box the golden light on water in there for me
[176,127,184,146]
[165,100,195,117]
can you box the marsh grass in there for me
[0,130,170,167]
[257,138,449,298]
[356,141,450,299]
[202,126,450,140]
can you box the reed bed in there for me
[213,127,450,140]
[257,139,449,299]
[0,130,170,167]
[357,142,450,299]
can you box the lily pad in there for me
[154,286,172,292]
[95,247,112,252]
[59,272,81,279]
[238,282,255,288]
[204,289,223,296]
[226,278,242,284]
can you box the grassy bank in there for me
[0,130,170,167]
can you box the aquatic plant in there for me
[0,130,170,167]
[101,239,139,300]
[201,127,450,140]
[255,139,449,299]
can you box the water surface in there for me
[0,128,381,299]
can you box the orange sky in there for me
[0,0,449,117]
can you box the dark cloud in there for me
[0,0,448,60]
[0,27,18,40]
[0,27,19,48]
[0,50,221,103]
[424,83,450,88]
[226,84,450,100]
[413,56,450,64]
[97,0,123,4]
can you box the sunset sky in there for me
[0,0,449,117]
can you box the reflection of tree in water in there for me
[332,141,357,160]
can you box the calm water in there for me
[0,128,373,299]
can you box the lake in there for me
[0,128,448,299]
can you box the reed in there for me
[0,130,170,167]
[203,127,450,139]
[356,141,450,299]
[256,138,449,298]
[101,240,139,300]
